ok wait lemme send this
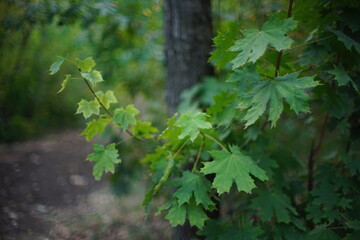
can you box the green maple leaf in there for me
[207,91,237,126]
[210,21,240,69]
[305,226,341,240]
[176,112,212,141]
[163,201,187,227]
[160,198,209,229]
[81,70,104,86]
[187,199,209,229]
[113,105,139,131]
[76,99,100,119]
[131,120,158,138]
[49,56,65,75]
[251,190,297,223]
[95,90,117,108]
[81,117,111,141]
[86,143,121,180]
[328,66,358,90]
[159,114,183,147]
[227,64,260,87]
[76,57,96,72]
[332,30,360,54]
[173,171,213,209]
[57,74,71,93]
[238,72,319,127]
[142,152,173,207]
[229,16,297,69]
[201,145,268,194]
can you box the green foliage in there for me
[81,117,111,141]
[49,56,65,75]
[237,72,319,127]
[201,145,268,194]
[86,143,121,180]
[251,189,297,223]
[76,99,100,119]
[57,74,71,94]
[176,112,212,141]
[81,70,104,86]
[229,15,297,69]
[172,171,214,208]
[113,105,140,131]
[76,57,96,73]
[53,0,360,239]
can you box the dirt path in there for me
[0,130,170,240]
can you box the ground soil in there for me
[0,130,170,240]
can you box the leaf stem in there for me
[203,133,228,152]
[81,74,144,141]
[83,78,113,117]
[285,35,335,52]
[192,134,205,172]
[173,138,191,159]
[115,136,133,146]
[274,0,294,78]
[307,112,329,192]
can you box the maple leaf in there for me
[131,120,158,138]
[207,91,237,126]
[95,90,117,108]
[76,99,100,119]
[201,145,268,194]
[159,198,209,229]
[210,21,240,69]
[176,112,212,141]
[57,74,71,93]
[173,171,213,209]
[76,57,96,72]
[81,70,104,86]
[49,56,65,75]
[113,105,139,131]
[251,190,297,223]
[187,200,209,229]
[81,117,111,141]
[238,72,319,127]
[86,143,121,180]
[229,16,297,69]
[305,226,341,240]
[332,30,360,54]
[328,66,358,91]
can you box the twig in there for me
[274,0,294,78]
[204,133,228,152]
[192,134,205,172]
[82,75,145,141]
[307,113,329,192]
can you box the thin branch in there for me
[204,133,228,152]
[115,136,134,146]
[82,75,145,141]
[174,138,191,159]
[192,134,205,172]
[307,113,329,192]
[285,35,335,52]
[274,0,294,78]
[83,78,113,117]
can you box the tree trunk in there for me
[164,0,213,239]
[164,0,213,115]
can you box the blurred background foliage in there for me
[0,0,283,143]
[0,0,164,143]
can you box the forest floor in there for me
[0,130,171,240]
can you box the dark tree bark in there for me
[164,0,214,239]
[164,0,213,115]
